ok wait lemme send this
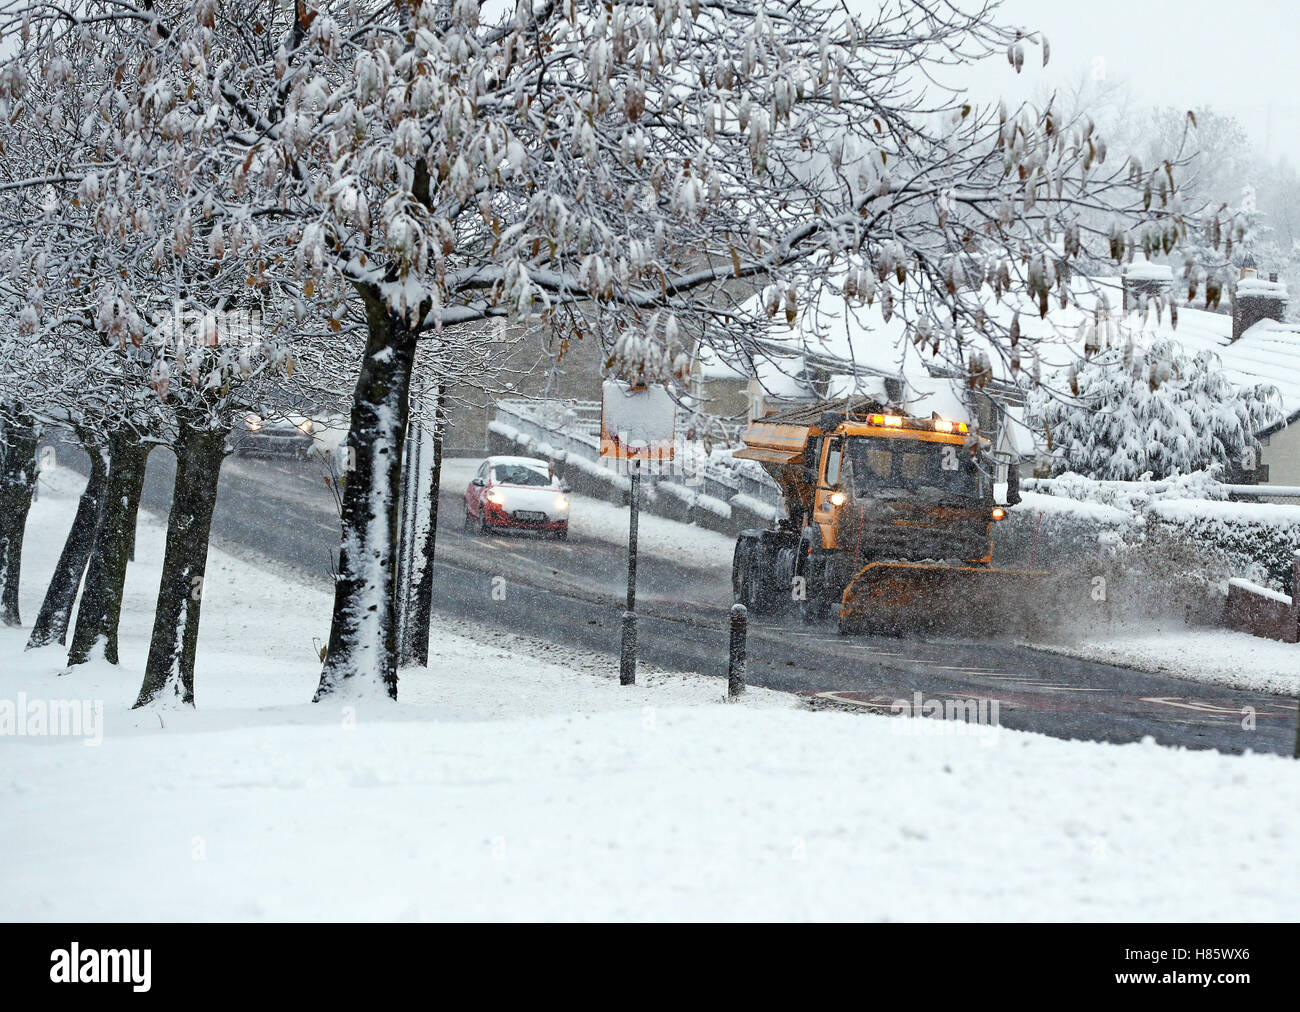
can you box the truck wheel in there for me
[742,551,764,612]
[733,540,765,613]
[796,532,826,623]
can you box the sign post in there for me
[600,380,675,686]
[621,460,640,685]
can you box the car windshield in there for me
[844,436,981,499]
[493,464,551,487]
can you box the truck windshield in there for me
[844,436,982,499]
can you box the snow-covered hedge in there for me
[1150,500,1300,589]
[1017,474,1300,592]
[997,490,1137,567]
[1023,470,1229,511]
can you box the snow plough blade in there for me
[837,561,1049,636]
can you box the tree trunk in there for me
[408,385,444,667]
[135,411,228,708]
[26,438,109,650]
[0,407,41,627]
[314,294,418,701]
[67,429,150,667]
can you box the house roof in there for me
[698,261,1299,439]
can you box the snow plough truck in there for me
[731,397,1041,634]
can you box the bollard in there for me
[728,603,747,698]
[620,610,637,686]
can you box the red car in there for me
[464,455,571,539]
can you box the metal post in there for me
[409,385,445,668]
[728,603,747,698]
[395,419,421,659]
[620,459,640,685]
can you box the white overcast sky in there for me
[903,0,1300,166]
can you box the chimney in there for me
[1121,256,1172,312]
[1233,273,1289,341]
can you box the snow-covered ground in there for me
[3,465,1300,921]
[440,456,735,570]
[1029,627,1300,698]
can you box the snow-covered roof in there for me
[698,263,1300,435]
[695,267,987,425]
[1122,259,1173,282]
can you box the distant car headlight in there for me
[487,490,506,505]
[298,419,313,434]
[247,413,262,432]
[554,495,570,512]
[828,490,847,507]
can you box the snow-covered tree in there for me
[1029,339,1282,480]
[0,6,358,699]
[0,0,1192,700]
[0,399,40,626]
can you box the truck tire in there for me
[795,530,830,624]
[732,538,768,614]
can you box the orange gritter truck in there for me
[731,396,1043,634]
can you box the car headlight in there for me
[554,495,570,512]
[829,490,847,507]
[487,490,506,505]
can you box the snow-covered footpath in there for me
[2,466,1299,920]
[1031,629,1300,698]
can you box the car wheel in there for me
[463,507,474,531]
[555,525,569,542]
[479,510,491,535]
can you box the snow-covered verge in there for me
[1027,627,1300,698]
[440,457,736,570]
[4,466,1300,921]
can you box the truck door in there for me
[812,436,843,545]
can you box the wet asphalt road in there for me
[65,445,1300,756]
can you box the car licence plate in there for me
[513,510,546,522]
